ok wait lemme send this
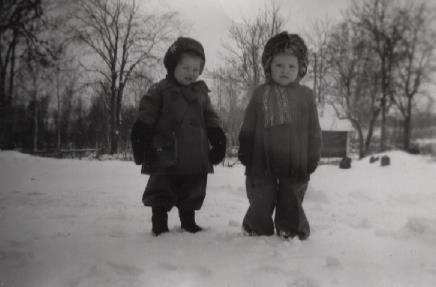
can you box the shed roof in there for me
[318,105,353,131]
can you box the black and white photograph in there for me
[1,0,436,286]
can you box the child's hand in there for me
[209,147,225,165]
[207,127,226,165]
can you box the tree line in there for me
[208,0,436,159]
[1,0,436,159]
[1,0,180,155]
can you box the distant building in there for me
[318,106,353,158]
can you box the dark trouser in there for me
[143,174,207,211]
[243,175,310,238]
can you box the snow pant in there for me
[242,175,310,238]
[142,173,207,211]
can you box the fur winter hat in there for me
[163,37,205,76]
[261,31,309,82]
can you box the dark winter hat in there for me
[261,31,309,82]
[163,37,205,76]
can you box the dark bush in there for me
[369,156,379,163]
[380,155,391,166]
[339,156,352,169]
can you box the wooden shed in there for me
[318,107,353,158]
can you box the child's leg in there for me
[143,174,175,236]
[178,209,202,233]
[174,174,208,211]
[151,206,170,236]
[175,174,208,233]
[242,175,277,236]
[275,178,310,239]
[143,174,176,207]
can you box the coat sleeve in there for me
[130,83,162,166]
[137,83,162,126]
[307,91,322,173]
[196,81,227,165]
[203,94,227,165]
[204,91,227,165]
[130,121,154,165]
[238,90,258,166]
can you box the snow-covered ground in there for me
[1,150,436,287]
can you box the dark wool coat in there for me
[238,83,322,182]
[137,78,221,174]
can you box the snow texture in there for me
[1,150,436,286]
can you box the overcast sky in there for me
[154,0,350,69]
[141,0,435,108]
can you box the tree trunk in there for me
[109,68,118,154]
[313,53,318,104]
[379,97,387,152]
[403,116,411,151]
[403,97,413,151]
[114,87,124,154]
[110,103,118,154]
[56,73,61,150]
[365,110,380,156]
[357,127,365,159]
[33,94,39,153]
[348,119,364,159]
[8,33,16,107]
[0,71,5,108]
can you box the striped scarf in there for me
[262,85,293,127]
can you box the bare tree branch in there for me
[72,0,181,153]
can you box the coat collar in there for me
[160,77,210,102]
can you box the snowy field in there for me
[1,150,436,287]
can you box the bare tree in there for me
[15,52,53,152]
[0,0,76,150]
[350,0,405,151]
[305,18,335,112]
[0,0,43,147]
[393,2,436,150]
[208,1,286,149]
[222,0,285,93]
[326,22,382,158]
[207,65,244,147]
[52,59,83,150]
[0,0,43,108]
[73,0,180,154]
[124,63,154,108]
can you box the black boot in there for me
[179,209,202,233]
[151,207,169,236]
[242,222,258,236]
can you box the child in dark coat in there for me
[130,37,226,236]
[238,32,322,240]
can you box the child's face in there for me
[270,53,299,86]
[174,54,202,86]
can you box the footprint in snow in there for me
[0,250,30,268]
[228,219,240,227]
[305,188,329,204]
[288,276,320,287]
[325,256,342,268]
[351,218,371,229]
[158,262,213,278]
[107,262,144,277]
